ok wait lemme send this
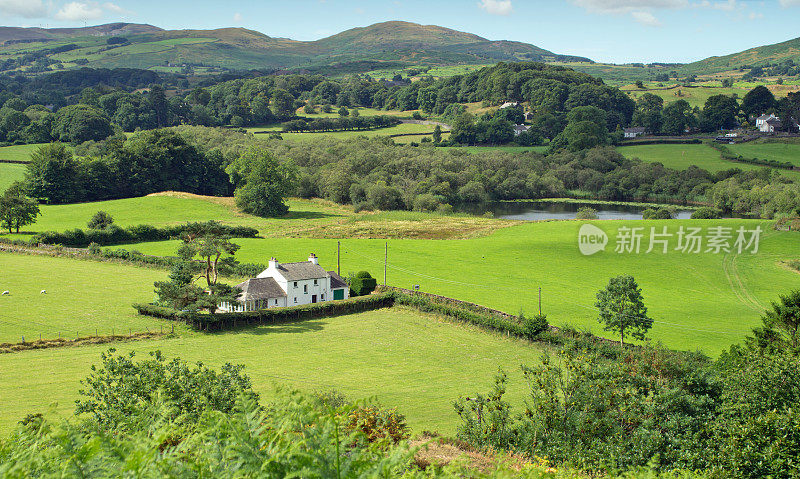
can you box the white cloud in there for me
[778,0,800,5]
[631,10,662,25]
[0,0,49,18]
[54,1,124,21]
[569,0,688,14]
[478,0,513,15]
[233,12,242,23]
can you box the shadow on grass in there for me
[280,211,343,221]
[213,319,328,336]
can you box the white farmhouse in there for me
[755,113,779,128]
[759,117,782,133]
[221,253,349,312]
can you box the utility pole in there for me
[538,287,542,316]
[337,241,340,275]
[384,242,388,286]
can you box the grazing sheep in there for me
[40,290,47,294]
[1,291,9,295]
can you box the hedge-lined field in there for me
[0,305,547,436]
[125,218,800,354]
[0,252,168,343]
[617,143,800,180]
[727,142,800,168]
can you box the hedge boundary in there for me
[33,223,259,248]
[709,142,797,171]
[135,287,626,353]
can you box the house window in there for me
[313,279,318,285]
[304,284,308,294]
[294,298,298,304]
[321,293,325,300]
[274,299,278,305]
[293,282,298,288]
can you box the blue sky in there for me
[2,0,799,63]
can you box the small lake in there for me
[456,201,694,221]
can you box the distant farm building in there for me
[755,113,779,128]
[624,127,646,139]
[220,254,349,312]
[499,102,519,109]
[759,117,782,133]
[513,124,531,136]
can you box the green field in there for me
[448,146,549,154]
[0,268,545,435]
[114,217,800,355]
[618,143,800,180]
[727,142,800,168]
[0,253,168,343]
[250,123,442,142]
[0,143,48,163]
[621,82,800,108]
[0,194,350,239]
[0,162,25,192]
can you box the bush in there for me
[34,221,259,247]
[87,210,114,230]
[642,207,674,219]
[691,206,721,219]
[87,242,102,254]
[575,206,599,220]
[522,313,549,338]
[350,271,377,296]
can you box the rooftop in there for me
[236,277,286,301]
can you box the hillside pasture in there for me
[119,218,800,355]
[0,278,547,435]
[0,162,25,192]
[0,194,350,239]
[727,141,800,168]
[0,252,168,344]
[251,123,442,142]
[618,143,800,180]
[0,143,49,163]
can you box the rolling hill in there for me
[682,36,800,75]
[0,20,591,74]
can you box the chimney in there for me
[269,257,279,269]
[308,253,318,265]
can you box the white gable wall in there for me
[256,262,333,306]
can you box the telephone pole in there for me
[384,242,388,286]
[337,241,340,275]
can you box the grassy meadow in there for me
[109,215,800,354]
[617,143,800,180]
[0,253,168,343]
[0,283,546,435]
[248,123,443,143]
[727,141,800,168]
[0,162,25,191]
[0,143,48,163]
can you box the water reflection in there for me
[455,201,694,221]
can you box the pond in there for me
[456,201,695,221]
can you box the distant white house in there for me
[760,117,782,133]
[513,124,531,136]
[624,127,646,139]
[755,113,779,128]
[499,102,519,109]
[220,253,349,312]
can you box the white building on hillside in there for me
[755,113,779,128]
[220,253,349,312]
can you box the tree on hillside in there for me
[763,290,800,349]
[226,147,297,218]
[25,143,83,204]
[271,89,295,119]
[0,183,40,233]
[632,93,664,134]
[741,85,777,118]
[179,221,241,287]
[700,95,739,132]
[595,275,652,346]
[432,124,442,143]
[661,99,695,135]
[52,104,113,143]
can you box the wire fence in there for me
[1,324,175,353]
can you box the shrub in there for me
[87,210,114,230]
[87,242,102,254]
[575,206,599,220]
[350,271,377,296]
[642,207,674,219]
[522,313,549,338]
[691,206,721,219]
[347,404,410,444]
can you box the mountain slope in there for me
[0,20,590,73]
[684,36,800,74]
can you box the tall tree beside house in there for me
[700,95,740,132]
[0,183,40,233]
[227,147,297,218]
[179,221,241,287]
[741,85,777,118]
[661,99,695,135]
[632,93,664,134]
[595,275,653,346]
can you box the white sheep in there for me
[40,290,47,294]
[1,291,9,295]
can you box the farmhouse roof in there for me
[236,277,286,301]
[624,127,646,133]
[766,117,782,126]
[499,102,519,109]
[328,271,348,290]
[276,261,329,281]
[757,114,774,120]
[514,124,530,133]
